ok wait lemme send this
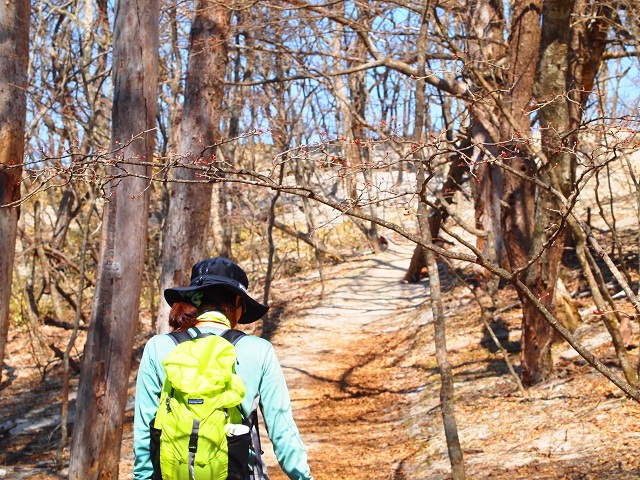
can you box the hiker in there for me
[134,257,313,480]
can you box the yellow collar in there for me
[196,310,231,328]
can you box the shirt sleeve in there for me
[258,345,313,480]
[133,337,164,480]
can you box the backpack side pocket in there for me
[226,428,251,480]
[149,417,162,480]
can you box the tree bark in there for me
[519,0,573,386]
[466,0,506,294]
[68,0,158,476]
[156,1,231,333]
[498,0,541,268]
[516,0,618,386]
[264,163,285,309]
[0,0,30,379]
[495,0,544,385]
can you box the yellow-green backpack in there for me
[150,328,251,480]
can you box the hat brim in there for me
[164,277,269,324]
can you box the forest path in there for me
[262,236,429,479]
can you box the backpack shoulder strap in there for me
[221,329,246,346]
[167,330,192,345]
[220,329,247,425]
[168,326,214,345]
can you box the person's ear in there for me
[233,295,245,324]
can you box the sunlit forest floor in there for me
[1,233,640,479]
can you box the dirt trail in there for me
[0,237,429,480]
[261,237,428,479]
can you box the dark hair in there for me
[168,287,239,332]
[169,301,199,331]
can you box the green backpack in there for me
[150,327,252,480]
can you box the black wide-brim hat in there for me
[164,257,269,324]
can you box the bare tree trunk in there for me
[404,23,466,283]
[298,161,326,297]
[264,163,285,310]
[518,0,614,386]
[57,192,95,467]
[68,0,158,475]
[464,0,549,385]
[404,2,431,282]
[466,0,506,295]
[0,0,29,380]
[498,0,541,267]
[519,208,560,385]
[517,0,573,386]
[498,0,543,385]
[156,1,231,333]
[421,200,466,479]
[25,201,49,363]
[411,5,464,476]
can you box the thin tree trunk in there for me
[156,2,231,333]
[264,163,285,309]
[22,203,48,364]
[413,7,464,473]
[68,0,158,475]
[57,192,95,467]
[297,161,326,298]
[422,204,465,479]
[0,0,30,379]
[405,2,430,282]
[404,141,469,283]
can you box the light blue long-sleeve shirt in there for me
[133,325,313,480]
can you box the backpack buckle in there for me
[189,419,200,453]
